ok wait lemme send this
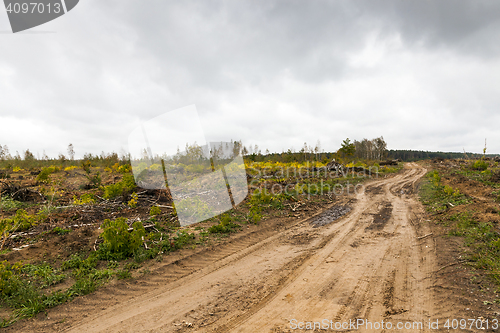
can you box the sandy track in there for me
[60,163,446,332]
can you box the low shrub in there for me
[73,193,96,205]
[51,227,71,235]
[99,217,145,259]
[64,166,78,172]
[36,166,58,183]
[128,192,138,208]
[0,210,41,250]
[149,205,161,216]
[472,160,488,171]
[208,215,240,234]
[102,174,136,200]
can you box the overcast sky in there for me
[1,0,500,159]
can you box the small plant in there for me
[73,193,96,205]
[472,160,488,171]
[0,260,25,296]
[116,270,132,279]
[208,215,240,234]
[99,217,146,259]
[107,261,119,269]
[80,160,101,188]
[61,253,97,272]
[0,219,13,250]
[64,166,78,172]
[118,164,132,173]
[0,196,24,211]
[51,227,71,235]
[81,160,92,174]
[149,205,161,216]
[124,262,140,270]
[36,166,58,183]
[11,209,39,231]
[128,192,138,208]
[430,170,441,187]
[443,185,454,196]
[420,171,470,213]
[112,163,132,174]
[102,174,136,200]
[87,172,102,188]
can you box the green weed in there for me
[116,270,132,279]
[149,205,161,216]
[472,160,488,171]
[99,217,146,260]
[36,166,58,183]
[51,227,71,235]
[420,171,470,213]
[73,193,96,205]
[208,215,240,234]
[447,213,500,284]
[102,174,136,200]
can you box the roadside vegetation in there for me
[0,139,402,327]
[419,157,500,286]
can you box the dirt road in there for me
[40,162,461,332]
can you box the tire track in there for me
[45,164,437,333]
[226,164,436,332]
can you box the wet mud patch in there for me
[365,184,384,195]
[383,270,408,317]
[310,205,351,228]
[283,231,318,245]
[365,201,392,231]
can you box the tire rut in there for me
[46,163,445,333]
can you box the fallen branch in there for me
[437,260,469,272]
[127,224,155,231]
[154,204,173,209]
[417,233,433,240]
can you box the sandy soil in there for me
[9,163,482,332]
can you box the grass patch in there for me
[116,270,132,279]
[420,171,471,213]
[208,214,241,234]
[448,212,500,284]
[454,168,500,189]
[0,254,116,327]
[51,227,71,235]
[419,169,500,286]
[102,174,136,200]
[0,196,26,211]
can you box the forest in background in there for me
[0,137,498,170]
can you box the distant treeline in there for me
[245,150,334,163]
[249,149,500,164]
[386,150,500,162]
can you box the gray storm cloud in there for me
[1,0,500,157]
